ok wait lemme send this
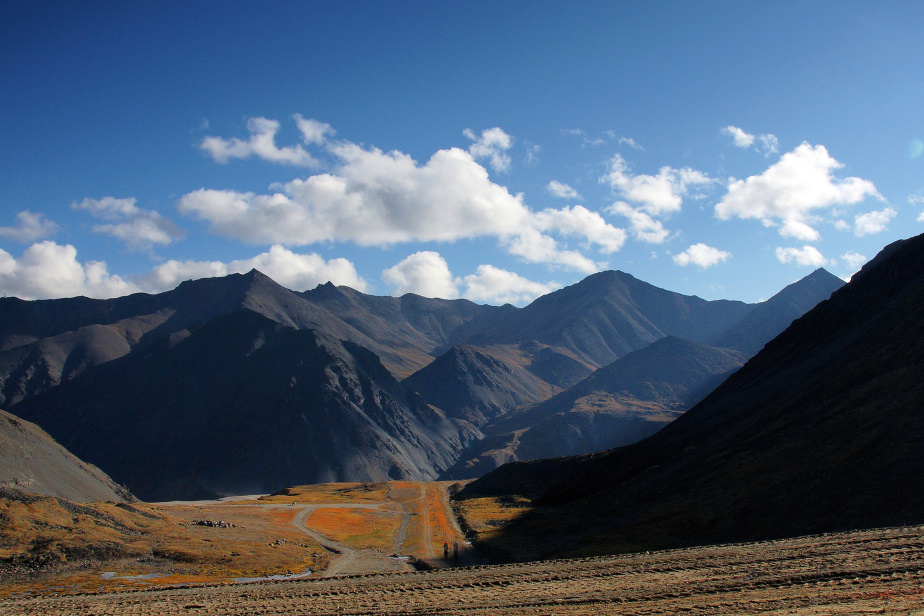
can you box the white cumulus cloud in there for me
[602,154,715,216]
[531,205,626,254]
[758,133,780,155]
[779,218,821,242]
[502,227,601,273]
[0,241,138,300]
[144,245,368,293]
[294,114,335,145]
[723,126,755,148]
[854,207,896,236]
[461,264,559,305]
[382,251,459,299]
[200,116,321,167]
[775,245,829,267]
[722,126,779,155]
[716,143,881,240]
[546,180,580,199]
[180,136,623,274]
[382,253,558,305]
[841,251,867,269]
[0,211,58,243]
[608,202,669,244]
[72,197,184,250]
[464,127,513,172]
[672,243,731,269]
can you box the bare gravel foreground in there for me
[3,525,924,615]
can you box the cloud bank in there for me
[182,128,626,274]
[0,241,136,300]
[144,244,369,293]
[382,251,559,305]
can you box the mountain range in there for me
[461,233,924,560]
[0,265,843,500]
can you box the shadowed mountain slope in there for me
[10,309,479,501]
[402,344,559,428]
[443,337,746,479]
[461,233,924,560]
[0,409,132,503]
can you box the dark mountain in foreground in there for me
[0,409,132,503]
[11,309,478,501]
[461,234,924,561]
[443,337,746,479]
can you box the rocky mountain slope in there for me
[10,309,479,501]
[0,409,131,503]
[406,269,841,435]
[461,233,924,560]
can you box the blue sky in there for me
[1,1,922,305]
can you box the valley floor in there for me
[0,481,475,596]
[2,524,923,615]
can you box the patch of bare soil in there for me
[1,524,923,614]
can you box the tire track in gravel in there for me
[291,506,357,578]
[418,483,438,560]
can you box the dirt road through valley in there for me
[290,503,412,576]
[417,482,437,560]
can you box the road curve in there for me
[290,506,357,578]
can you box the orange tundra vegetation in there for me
[305,507,403,551]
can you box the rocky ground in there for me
[2,524,923,615]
